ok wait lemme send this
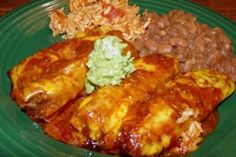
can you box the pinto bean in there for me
[134,11,236,81]
[159,30,167,36]
[133,39,144,52]
[206,51,222,66]
[169,37,188,47]
[194,37,205,52]
[223,62,233,73]
[157,42,172,54]
[185,22,197,34]
[183,58,196,72]
[144,39,158,52]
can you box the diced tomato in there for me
[102,2,125,21]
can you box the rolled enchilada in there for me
[9,38,92,119]
[70,53,179,151]
[119,69,235,156]
[9,31,137,120]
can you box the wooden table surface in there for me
[0,0,236,22]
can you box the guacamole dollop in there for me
[85,36,135,94]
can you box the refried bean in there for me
[133,10,236,81]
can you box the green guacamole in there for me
[85,36,135,94]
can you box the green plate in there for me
[0,0,236,156]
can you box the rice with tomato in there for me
[49,0,148,41]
